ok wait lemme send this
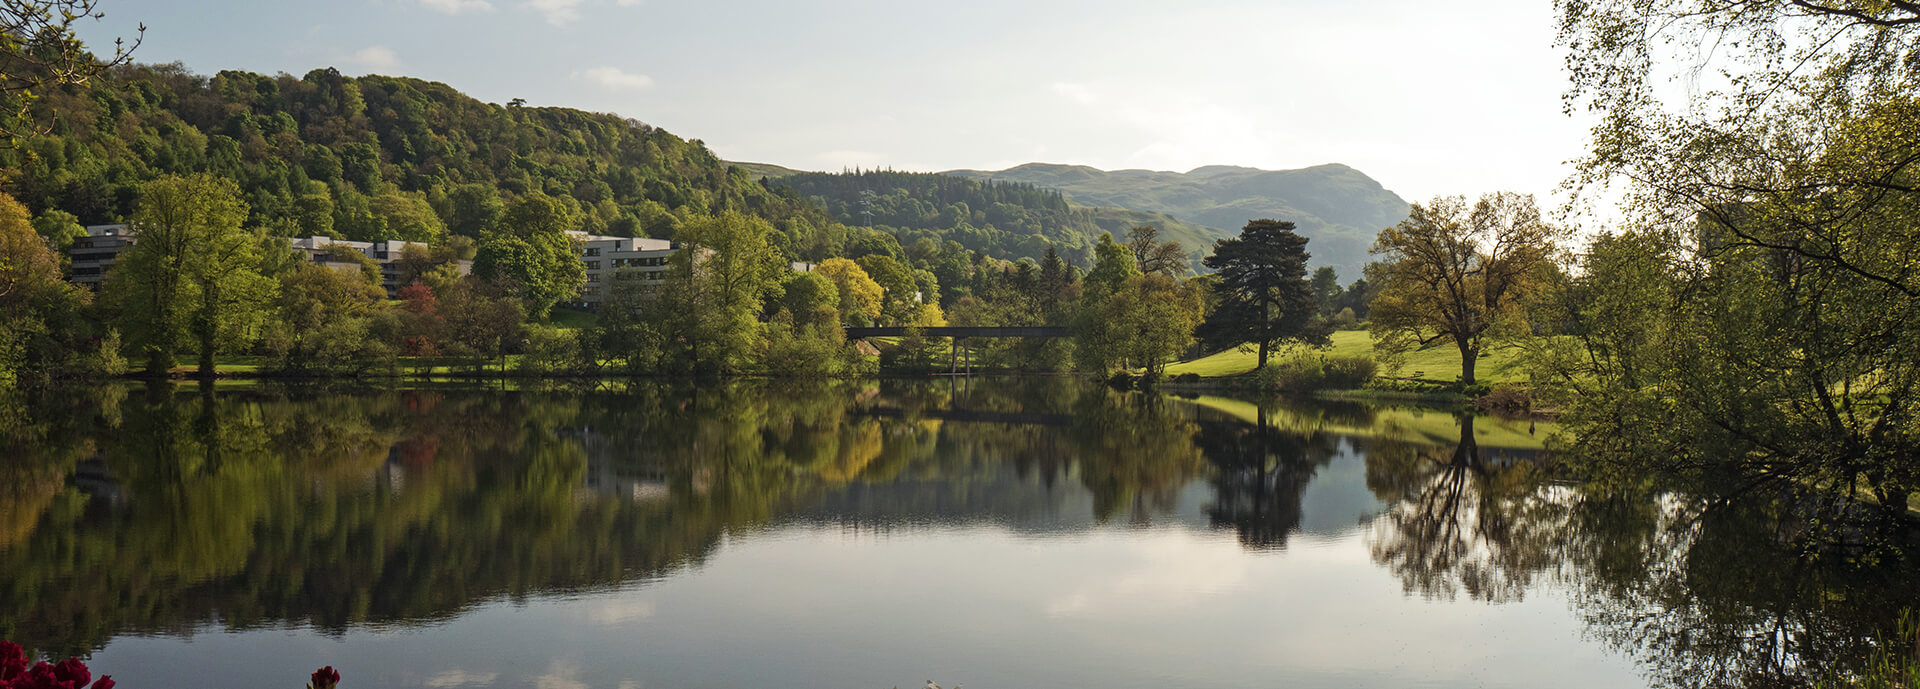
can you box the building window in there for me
[587,274,599,282]
[584,248,600,257]
[586,261,600,270]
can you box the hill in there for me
[1,64,857,259]
[768,169,1230,269]
[944,162,1410,279]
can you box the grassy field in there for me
[1165,330,1531,383]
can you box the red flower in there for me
[51,659,88,687]
[0,641,26,679]
[89,677,114,689]
[309,665,341,689]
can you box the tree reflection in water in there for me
[1360,412,1920,687]
[1197,404,1339,550]
[0,381,1914,687]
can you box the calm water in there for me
[1,379,1912,688]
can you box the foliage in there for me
[0,0,141,147]
[650,211,784,374]
[1550,0,1920,524]
[1369,192,1563,385]
[0,60,848,258]
[1198,219,1324,369]
[813,257,882,325]
[1075,273,1206,378]
[0,191,87,388]
[261,262,391,373]
[853,253,916,323]
[473,192,585,320]
[773,168,1092,266]
[100,174,273,376]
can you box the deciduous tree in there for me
[104,175,274,377]
[1368,193,1562,385]
[474,192,585,320]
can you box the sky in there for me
[74,0,1594,213]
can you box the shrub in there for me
[1319,355,1377,389]
[1254,354,1378,392]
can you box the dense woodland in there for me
[0,62,865,256]
[774,169,1088,265]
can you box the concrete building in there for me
[65,225,467,294]
[69,224,136,288]
[286,236,467,293]
[568,232,677,308]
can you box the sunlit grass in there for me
[1166,330,1531,383]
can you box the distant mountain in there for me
[944,163,1410,279]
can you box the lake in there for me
[1,379,1911,688]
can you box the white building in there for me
[568,232,677,308]
[69,224,135,288]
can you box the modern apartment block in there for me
[65,224,467,294]
[569,232,677,308]
[69,224,136,288]
[286,235,469,293]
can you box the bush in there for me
[1319,355,1377,389]
[1171,373,1201,385]
[515,327,584,375]
[1254,354,1378,392]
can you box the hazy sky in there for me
[76,0,1590,207]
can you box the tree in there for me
[1553,0,1920,522]
[1198,219,1322,369]
[104,175,274,376]
[474,192,585,320]
[28,209,82,254]
[1083,232,1141,296]
[1075,273,1208,378]
[1126,224,1188,277]
[1310,266,1343,318]
[0,192,86,387]
[371,192,447,243]
[0,0,142,147]
[854,254,916,324]
[654,211,785,374]
[263,262,390,372]
[813,257,882,326]
[1368,193,1563,385]
[778,271,840,326]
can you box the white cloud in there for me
[615,0,642,6]
[420,0,494,14]
[583,598,656,626]
[425,670,499,688]
[343,46,401,72]
[528,0,583,26]
[572,65,654,91]
[533,659,587,689]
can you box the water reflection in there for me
[0,380,1912,688]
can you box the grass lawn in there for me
[547,308,600,330]
[1165,330,1531,383]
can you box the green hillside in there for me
[945,162,1410,279]
[769,169,1230,269]
[2,63,858,258]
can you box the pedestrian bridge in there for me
[843,326,1070,338]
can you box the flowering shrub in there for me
[0,640,340,689]
[0,642,113,689]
